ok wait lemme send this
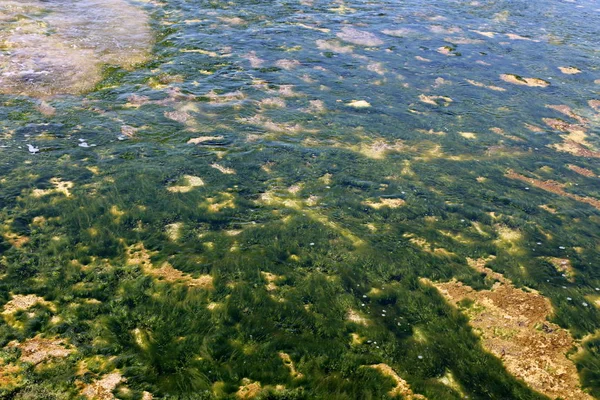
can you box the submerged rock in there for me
[0,0,152,97]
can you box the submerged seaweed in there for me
[1,0,600,399]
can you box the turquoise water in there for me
[1,0,600,399]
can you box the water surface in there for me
[1,0,600,399]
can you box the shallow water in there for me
[1,0,600,399]
[0,0,151,96]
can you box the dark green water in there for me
[1,0,600,399]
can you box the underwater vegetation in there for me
[1,0,600,399]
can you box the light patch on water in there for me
[493,225,523,255]
[337,27,383,46]
[419,94,452,106]
[471,30,496,38]
[315,39,354,54]
[258,97,286,109]
[382,28,415,37]
[187,136,225,145]
[0,0,153,97]
[559,66,581,75]
[543,257,576,282]
[279,352,303,379]
[438,371,466,398]
[459,131,477,139]
[211,163,236,175]
[167,175,205,193]
[369,364,426,399]
[417,129,445,136]
[126,243,213,288]
[346,309,370,326]
[31,178,74,198]
[205,192,236,212]
[165,222,183,241]
[466,79,506,92]
[363,198,405,209]
[500,74,549,87]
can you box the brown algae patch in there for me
[0,362,23,391]
[553,140,600,158]
[546,105,588,125]
[567,165,596,177]
[506,169,600,210]
[0,0,152,97]
[426,259,592,400]
[8,336,73,364]
[500,74,549,87]
[2,294,53,315]
[543,118,587,136]
[369,364,426,399]
[82,372,123,400]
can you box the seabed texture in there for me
[1,0,600,399]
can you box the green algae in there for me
[1,0,600,399]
